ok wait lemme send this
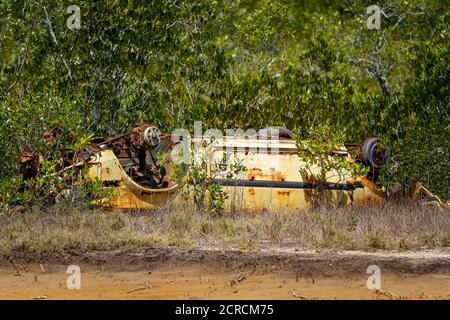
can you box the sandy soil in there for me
[0,247,448,300]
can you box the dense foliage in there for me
[0,0,448,199]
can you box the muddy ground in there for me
[0,247,449,299]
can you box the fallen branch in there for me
[291,290,319,300]
[376,289,401,300]
[127,282,152,294]
[228,273,247,286]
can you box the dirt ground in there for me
[0,247,449,300]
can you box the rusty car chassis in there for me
[17,123,446,211]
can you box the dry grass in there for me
[0,201,448,256]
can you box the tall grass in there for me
[0,202,448,256]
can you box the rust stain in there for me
[248,188,255,196]
[274,171,285,182]
[18,144,39,182]
[247,168,262,181]
[277,190,290,196]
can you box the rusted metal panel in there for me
[352,177,385,208]
[88,149,178,209]
[208,138,363,210]
[87,136,386,210]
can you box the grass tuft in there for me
[0,201,448,256]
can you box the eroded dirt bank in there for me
[0,247,449,299]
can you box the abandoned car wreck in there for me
[17,123,446,211]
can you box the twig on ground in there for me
[228,273,247,286]
[127,281,152,293]
[376,289,401,300]
[291,290,319,300]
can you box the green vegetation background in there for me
[0,0,448,199]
